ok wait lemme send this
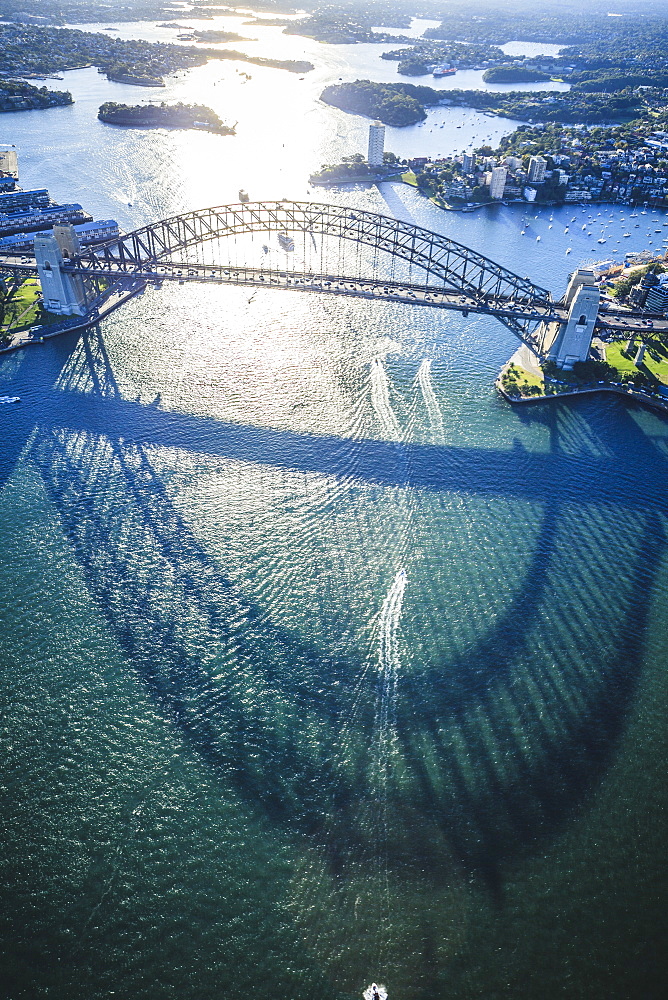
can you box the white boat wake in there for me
[416,358,444,444]
[377,568,407,692]
[370,358,402,441]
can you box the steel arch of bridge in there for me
[2,202,563,341]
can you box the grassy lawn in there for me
[1,279,43,332]
[1,279,64,342]
[500,362,545,396]
[401,170,418,187]
[606,338,668,386]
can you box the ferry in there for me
[432,65,456,77]
[277,232,295,252]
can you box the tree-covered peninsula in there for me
[320,80,444,126]
[320,77,660,128]
[0,22,312,87]
[0,79,72,112]
[482,65,552,84]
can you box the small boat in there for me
[565,248,572,254]
[598,238,606,244]
[564,227,569,233]
[536,235,541,241]
[548,224,553,229]
[363,986,388,1000]
[582,224,587,230]
[0,395,20,404]
[623,233,631,237]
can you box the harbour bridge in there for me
[2,201,666,362]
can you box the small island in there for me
[192,30,253,44]
[98,102,235,135]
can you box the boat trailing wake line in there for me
[377,568,407,687]
[363,984,388,1000]
[370,358,402,441]
[416,358,445,445]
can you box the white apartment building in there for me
[489,165,508,199]
[368,122,385,166]
[527,155,547,183]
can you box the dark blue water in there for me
[1,18,668,1000]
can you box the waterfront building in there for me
[502,155,522,171]
[528,155,547,183]
[0,203,91,237]
[462,152,476,173]
[523,186,537,203]
[0,188,50,213]
[368,121,385,167]
[0,218,119,255]
[644,281,668,315]
[0,148,19,179]
[489,166,507,199]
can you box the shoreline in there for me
[0,282,147,356]
[496,351,668,416]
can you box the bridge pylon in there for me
[539,269,600,369]
[35,225,87,316]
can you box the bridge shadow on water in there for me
[9,325,668,895]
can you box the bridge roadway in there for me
[0,196,666,337]
[3,255,665,337]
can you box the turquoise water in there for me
[1,16,668,1000]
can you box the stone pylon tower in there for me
[543,269,600,369]
[35,225,86,316]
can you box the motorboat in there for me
[363,985,388,1000]
[0,395,20,404]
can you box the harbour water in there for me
[1,13,667,1000]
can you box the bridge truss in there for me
[0,201,565,343]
